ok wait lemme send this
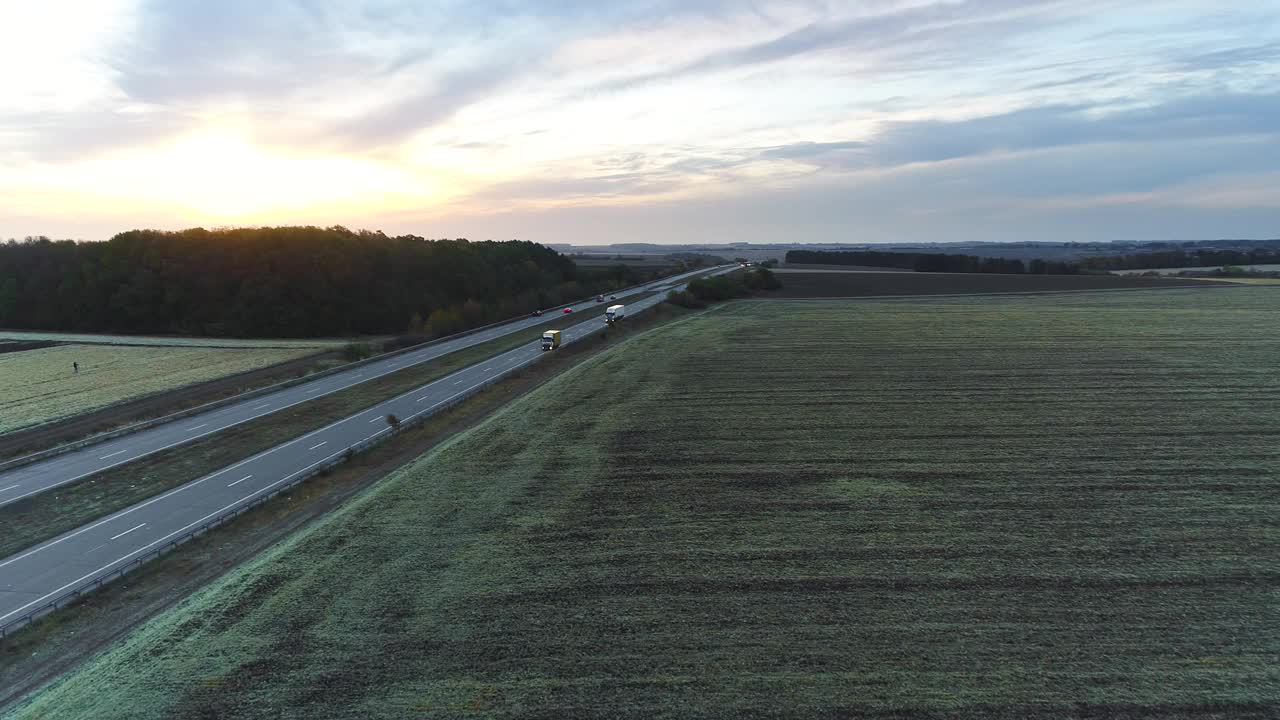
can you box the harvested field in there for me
[15,288,1280,718]
[768,269,1223,297]
[1115,263,1280,275]
[0,345,316,434]
[780,262,910,271]
[0,331,353,349]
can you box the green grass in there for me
[0,304,619,559]
[0,331,353,348]
[0,345,317,433]
[13,288,1280,718]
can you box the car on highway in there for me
[530,309,543,317]
[562,307,573,313]
[595,295,605,302]
[610,295,617,300]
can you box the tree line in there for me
[784,250,1079,274]
[1079,248,1280,271]
[0,227,667,338]
[666,268,781,308]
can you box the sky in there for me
[1,0,1277,245]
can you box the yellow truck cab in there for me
[541,330,561,351]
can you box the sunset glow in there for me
[2,1,1277,243]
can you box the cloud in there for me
[583,0,1086,96]
[1175,42,1280,71]
[4,0,1280,244]
[759,140,865,160]
[112,0,365,105]
[759,91,1280,173]
[1,107,194,163]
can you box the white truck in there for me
[605,304,625,324]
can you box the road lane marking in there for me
[0,484,18,494]
[252,403,271,410]
[109,523,146,541]
[453,379,465,385]
[308,441,327,450]
[228,475,252,487]
[100,450,127,459]
[188,423,207,431]
[369,416,383,423]
[305,387,322,394]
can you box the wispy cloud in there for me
[1,0,1277,243]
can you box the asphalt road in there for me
[0,267,736,630]
[0,266,714,509]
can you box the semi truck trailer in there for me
[541,330,561,350]
[605,304,625,324]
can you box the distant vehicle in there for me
[541,330,561,351]
[595,295,605,302]
[530,309,543,317]
[562,307,573,313]
[609,295,617,300]
[605,304,626,324]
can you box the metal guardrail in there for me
[0,266,707,477]
[0,269,732,640]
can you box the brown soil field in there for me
[779,263,911,272]
[766,270,1226,297]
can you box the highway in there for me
[0,267,736,631]
[0,266,713,509]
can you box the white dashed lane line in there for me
[109,523,146,541]
[308,442,327,451]
[227,475,252,487]
[100,450,127,459]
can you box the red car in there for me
[562,307,573,313]
[596,295,605,302]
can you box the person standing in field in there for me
[73,361,78,374]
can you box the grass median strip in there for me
[0,302,627,560]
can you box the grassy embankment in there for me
[0,345,318,434]
[0,303,620,559]
[15,288,1280,718]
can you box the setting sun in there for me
[81,129,426,220]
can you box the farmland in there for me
[15,288,1280,718]
[1114,263,1280,275]
[0,330,352,349]
[767,268,1218,297]
[0,345,317,433]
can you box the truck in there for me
[605,304,625,324]
[541,330,561,351]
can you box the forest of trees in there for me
[785,250,1079,274]
[0,227,666,338]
